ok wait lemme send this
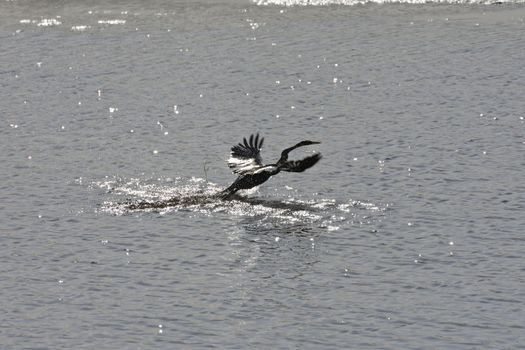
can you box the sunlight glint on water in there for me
[2,1,525,349]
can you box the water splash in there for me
[93,176,388,229]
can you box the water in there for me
[1,0,525,348]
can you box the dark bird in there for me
[221,133,322,198]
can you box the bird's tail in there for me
[218,184,236,200]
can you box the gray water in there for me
[2,0,525,348]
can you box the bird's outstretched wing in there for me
[228,133,264,174]
[280,153,322,172]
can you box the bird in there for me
[220,133,322,198]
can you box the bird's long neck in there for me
[276,142,303,166]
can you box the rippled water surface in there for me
[2,0,525,348]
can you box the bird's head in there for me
[298,140,321,146]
